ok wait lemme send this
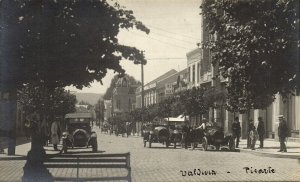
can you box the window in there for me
[188,66,191,82]
[197,63,200,83]
[192,65,195,83]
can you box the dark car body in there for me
[201,126,234,151]
[143,124,170,148]
[168,125,183,148]
[62,113,97,153]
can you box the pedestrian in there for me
[231,117,241,148]
[247,119,255,149]
[51,118,60,151]
[197,118,209,130]
[278,115,288,152]
[182,121,190,149]
[257,117,265,148]
[250,126,258,150]
[24,118,31,140]
[40,117,50,146]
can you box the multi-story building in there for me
[112,76,138,116]
[194,3,300,142]
[135,69,177,108]
[186,48,203,89]
[135,69,188,109]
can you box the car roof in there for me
[65,113,92,119]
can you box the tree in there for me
[200,0,299,112]
[175,87,208,119]
[0,0,149,179]
[18,84,76,119]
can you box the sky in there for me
[66,0,202,94]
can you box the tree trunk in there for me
[22,128,53,182]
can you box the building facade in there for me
[112,76,138,115]
[194,5,300,141]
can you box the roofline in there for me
[186,48,201,58]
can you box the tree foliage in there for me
[128,86,209,123]
[17,84,76,118]
[1,0,149,91]
[200,0,299,112]
[176,87,208,117]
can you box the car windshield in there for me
[68,118,90,123]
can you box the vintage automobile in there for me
[143,124,170,148]
[62,113,98,153]
[201,126,234,151]
[168,125,182,148]
[182,127,205,149]
[101,122,110,134]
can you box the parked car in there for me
[62,113,98,153]
[168,125,182,148]
[143,124,170,148]
[201,126,234,151]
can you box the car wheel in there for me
[202,137,208,151]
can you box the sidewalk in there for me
[0,138,62,159]
[238,138,300,159]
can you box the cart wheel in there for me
[144,141,146,147]
[202,137,208,151]
[92,140,98,152]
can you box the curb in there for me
[239,148,300,159]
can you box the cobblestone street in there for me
[98,131,300,182]
[1,127,299,182]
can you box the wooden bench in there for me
[44,152,131,182]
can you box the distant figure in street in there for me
[197,118,210,130]
[249,126,258,150]
[278,115,288,152]
[247,119,255,149]
[232,117,241,148]
[51,118,60,151]
[24,119,31,140]
[40,118,49,146]
[182,121,190,149]
[257,117,265,148]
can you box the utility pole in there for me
[141,58,145,136]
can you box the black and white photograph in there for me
[0,0,299,181]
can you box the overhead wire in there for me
[127,31,191,50]
[146,24,201,40]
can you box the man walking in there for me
[257,117,265,148]
[51,118,60,151]
[247,119,254,149]
[232,117,241,148]
[278,115,288,152]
